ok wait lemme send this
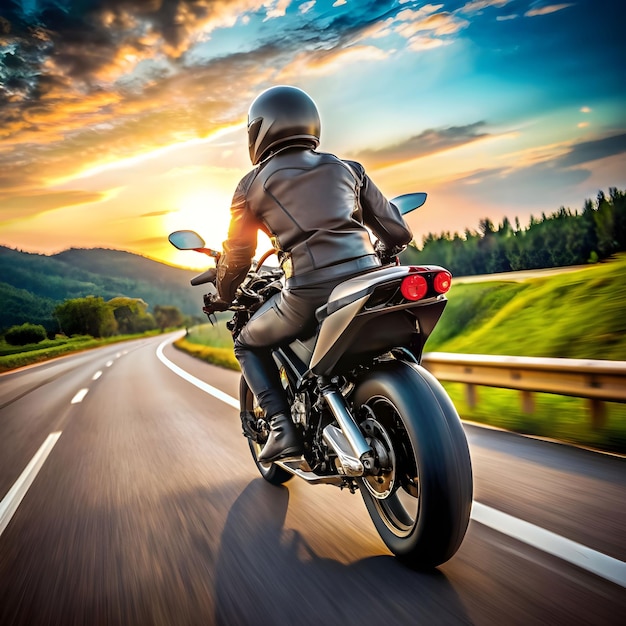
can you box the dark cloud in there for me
[556,133,626,167]
[443,132,626,215]
[0,0,419,146]
[352,122,490,168]
[0,0,343,147]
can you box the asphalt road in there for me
[0,333,624,625]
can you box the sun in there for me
[166,190,232,250]
[165,189,275,264]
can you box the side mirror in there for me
[390,192,427,215]
[169,230,206,250]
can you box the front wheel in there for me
[239,376,293,485]
[353,361,473,568]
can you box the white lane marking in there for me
[156,334,626,587]
[92,371,102,380]
[471,502,626,588]
[0,432,62,537]
[156,337,239,409]
[71,388,89,404]
[105,360,113,367]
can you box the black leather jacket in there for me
[217,146,413,303]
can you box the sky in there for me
[0,0,624,269]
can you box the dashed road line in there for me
[92,371,102,380]
[71,388,89,404]
[0,432,62,537]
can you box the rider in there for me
[214,85,413,463]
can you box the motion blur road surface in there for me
[1,334,624,625]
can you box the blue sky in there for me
[0,0,624,266]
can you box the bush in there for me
[4,323,48,346]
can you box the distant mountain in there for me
[0,246,206,332]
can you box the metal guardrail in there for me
[422,352,626,429]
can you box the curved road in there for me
[0,333,624,625]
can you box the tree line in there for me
[3,297,189,346]
[55,297,188,338]
[402,188,626,275]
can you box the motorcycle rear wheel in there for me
[353,360,472,568]
[240,376,293,485]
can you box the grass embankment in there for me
[429,258,626,453]
[177,257,626,453]
[175,325,240,371]
[0,330,165,372]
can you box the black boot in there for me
[258,413,303,463]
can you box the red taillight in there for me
[400,274,428,301]
[434,271,452,294]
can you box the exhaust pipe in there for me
[322,425,364,476]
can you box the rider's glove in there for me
[375,241,405,265]
[202,292,230,316]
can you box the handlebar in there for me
[194,247,221,258]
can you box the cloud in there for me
[390,5,470,48]
[0,2,269,143]
[264,0,292,20]
[555,133,626,168]
[140,210,175,218]
[278,44,390,79]
[525,4,574,17]
[439,132,626,217]
[459,0,513,14]
[351,122,490,168]
[395,11,469,38]
[0,190,107,222]
[299,1,316,15]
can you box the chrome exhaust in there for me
[322,425,364,476]
[319,382,373,475]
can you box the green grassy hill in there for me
[0,246,204,332]
[427,255,626,361]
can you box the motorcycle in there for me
[169,192,473,568]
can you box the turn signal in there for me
[400,274,428,301]
[434,271,452,294]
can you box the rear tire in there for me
[239,376,293,485]
[353,360,472,568]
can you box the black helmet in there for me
[247,85,321,165]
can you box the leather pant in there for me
[234,281,341,418]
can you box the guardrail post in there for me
[465,384,477,409]
[589,399,607,430]
[521,390,535,413]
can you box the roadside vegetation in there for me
[176,256,626,454]
[0,296,189,372]
[0,330,166,372]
